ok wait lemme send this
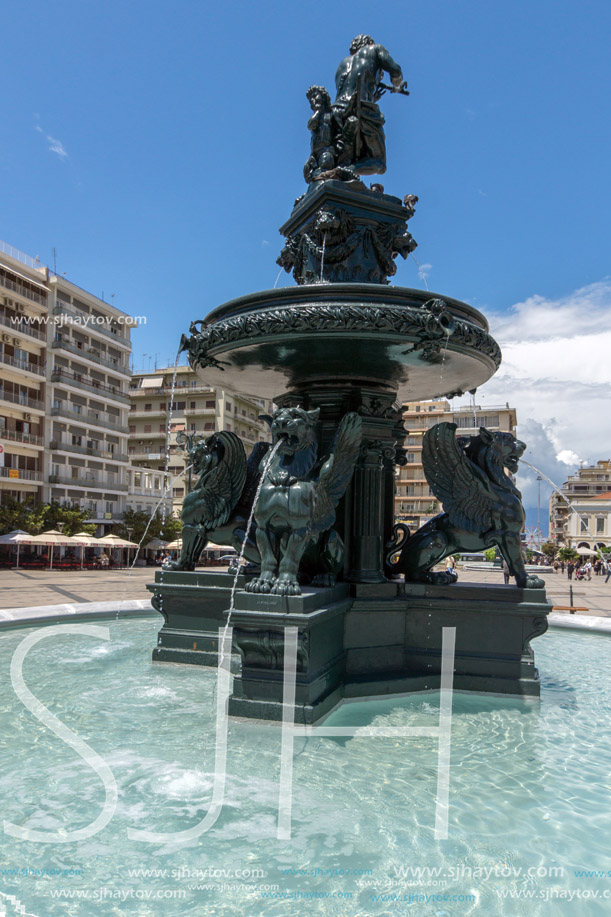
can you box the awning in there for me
[139,377,163,389]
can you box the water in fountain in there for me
[219,438,284,670]
[273,267,283,289]
[319,233,327,282]
[471,391,478,429]
[521,459,607,564]
[117,352,183,614]
[439,327,451,384]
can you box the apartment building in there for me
[549,460,611,552]
[396,399,518,529]
[0,241,139,531]
[128,365,273,516]
[0,245,48,504]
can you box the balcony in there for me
[51,339,130,375]
[52,304,131,349]
[49,440,129,462]
[129,383,214,397]
[0,389,44,412]
[50,368,130,405]
[48,473,128,492]
[129,431,166,440]
[0,273,46,306]
[128,409,167,419]
[1,429,44,447]
[129,451,165,463]
[0,352,45,377]
[0,312,46,342]
[50,405,128,434]
[0,467,43,482]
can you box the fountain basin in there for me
[184,284,501,402]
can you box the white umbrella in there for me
[0,530,32,569]
[165,539,182,550]
[29,529,76,570]
[575,546,595,556]
[95,533,139,567]
[71,531,101,568]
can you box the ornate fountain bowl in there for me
[182,284,501,401]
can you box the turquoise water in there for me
[0,618,610,916]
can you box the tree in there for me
[484,548,497,563]
[0,498,96,537]
[541,541,558,560]
[558,546,579,562]
[112,508,182,546]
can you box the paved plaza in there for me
[0,565,609,616]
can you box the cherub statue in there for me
[303,85,337,183]
[164,431,270,571]
[245,407,362,596]
[385,422,545,589]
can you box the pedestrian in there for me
[605,561,611,584]
[561,561,565,574]
[501,558,510,585]
[567,562,574,581]
[585,561,592,581]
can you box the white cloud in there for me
[34,122,68,159]
[46,135,68,159]
[453,280,611,517]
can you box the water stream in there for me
[319,233,327,282]
[410,252,429,291]
[219,438,284,670]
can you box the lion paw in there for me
[244,576,276,594]
[271,579,302,596]
[525,575,545,590]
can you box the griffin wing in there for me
[422,422,496,533]
[235,441,271,514]
[197,431,247,529]
[312,413,362,533]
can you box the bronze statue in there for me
[245,407,362,596]
[303,86,336,182]
[332,34,408,176]
[385,423,545,589]
[164,432,270,571]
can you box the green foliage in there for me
[112,508,182,546]
[558,546,579,562]
[484,548,497,563]
[0,498,96,537]
[541,541,558,559]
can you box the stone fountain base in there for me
[149,572,551,723]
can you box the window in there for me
[581,518,589,533]
[129,425,136,433]
[597,517,605,534]
[205,400,215,409]
[190,401,196,409]
[144,424,152,433]
[176,401,185,410]
[72,435,82,446]
[145,404,152,411]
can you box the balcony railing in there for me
[51,339,129,374]
[0,273,46,306]
[50,405,128,433]
[0,467,42,481]
[52,304,131,347]
[0,352,45,376]
[0,312,46,341]
[49,440,129,462]
[128,409,167,419]
[0,389,44,412]
[51,369,129,404]
[129,383,214,397]
[48,473,128,492]
[1,429,44,446]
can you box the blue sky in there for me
[3,0,611,527]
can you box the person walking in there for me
[501,558,510,585]
[605,561,611,584]
[567,561,574,581]
[561,560,565,574]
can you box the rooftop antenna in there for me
[52,247,57,275]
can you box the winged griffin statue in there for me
[385,422,545,589]
[245,406,362,596]
[164,431,270,571]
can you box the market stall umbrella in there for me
[144,537,168,550]
[29,530,78,570]
[165,539,182,550]
[72,531,102,568]
[95,533,139,567]
[0,530,33,569]
[575,546,596,556]
[206,542,235,551]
